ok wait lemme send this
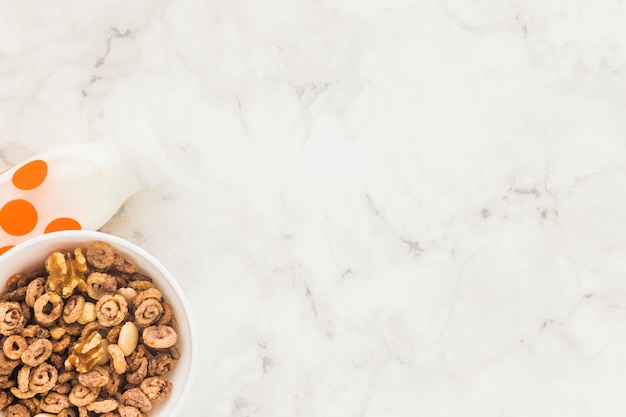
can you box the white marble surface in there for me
[2,0,626,415]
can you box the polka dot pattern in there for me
[45,218,82,233]
[0,199,38,236]
[0,159,82,251]
[12,160,47,190]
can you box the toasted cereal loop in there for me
[29,362,58,393]
[77,366,110,388]
[140,376,172,402]
[142,325,177,349]
[62,294,85,324]
[4,403,30,417]
[0,241,181,417]
[33,293,63,325]
[85,242,115,270]
[0,301,26,336]
[121,388,152,412]
[21,339,53,367]
[40,391,71,413]
[118,404,143,417]
[69,384,99,407]
[95,294,128,327]
[3,334,28,360]
[86,273,117,300]
[86,398,118,413]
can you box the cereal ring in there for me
[52,382,71,394]
[86,273,117,300]
[0,374,15,389]
[102,370,121,397]
[25,278,46,307]
[49,353,64,371]
[77,366,110,388]
[118,404,144,417]
[3,287,27,302]
[58,371,76,384]
[0,301,27,336]
[148,353,175,377]
[21,339,53,367]
[81,321,104,339]
[140,376,172,402]
[21,324,50,339]
[4,403,30,417]
[33,293,63,325]
[59,321,82,336]
[126,344,149,371]
[106,325,122,344]
[133,298,163,327]
[156,302,173,326]
[17,365,31,392]
[5,274,23,292]
[52,334,71,353]
[62,295,85,324]
[58,409,78,417]
[86,399,118,413]
[95,295,128,327]
[3,335,27,360]
[0,389,11,409]
[132,288,161,307]
[29,362,58,393]
[86,241,115,270]
[142,325,177,349]
[121,388,151,412]
[40,391,70,413]
[9,386,36,399]
[111,254,137,274]
[107,344,127,375]
[127,280,153,291]
[0,351,19,375]
[69,384,99,407]
[125,357,147,385]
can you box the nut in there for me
[117,322,138,356]
[45,251,88,298]
[77,301,96,325]
[116,287,137,304]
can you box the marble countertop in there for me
[3,1,626,415]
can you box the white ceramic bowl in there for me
[0,230,196,417]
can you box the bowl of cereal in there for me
[0,230,196,417]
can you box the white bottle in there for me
[0,122,171,254]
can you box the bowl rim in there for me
[0,230,198,417]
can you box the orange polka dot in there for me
[0,246,13,255]
[45,218,81,233]
[0,199,38,236]
[12,160,47,190]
